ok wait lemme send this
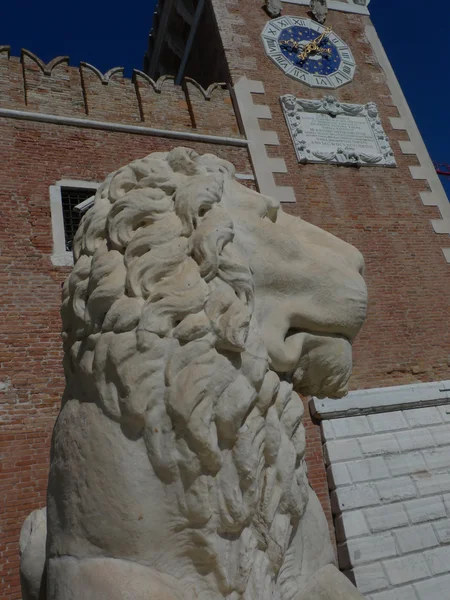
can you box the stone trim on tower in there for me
[234,76,296,203]
[282,0,370,15]
[365,25,450,264]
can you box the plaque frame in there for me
[280,94,396,167]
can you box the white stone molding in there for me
[0,107,249,148]
[234,77,296,202]
[49,179,99,266]
[312,380,450,419]
[282,0,370,16]
[365,25,450,263]
[281,94,396,168]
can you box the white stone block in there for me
[335,510,370,541]
[414,573,450,599]
[371,585,419,600]
[343,532,398,567]
[347,457,390,483]
[321,420,335,441]
[425,545,450,576]
[437,405,450,423]
[429,424,450,445]
[404,407,443,427]
[443,493,450,513]
[385,451,427,477]
[352,562,389,594]
[395,429,435,452]
[327,463,352,489]
[332,483,379,512]
[383,554,430,586]
[324,439,362,464]
[331,416,372,438]
[368,411,408,432]
[359,433,400,457]
[376,476,417,503]
[405,496,446,524]
[365,503,409,533]
[395,524,439,554]
[433,518,450,544]
[422,447,450,470]
[413,472,450,496]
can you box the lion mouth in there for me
[279,329,353,399]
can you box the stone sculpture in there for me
[20,148,368,599]
[266,0,283,17]
[310,0,328,24]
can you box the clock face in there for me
[261,16,356,88]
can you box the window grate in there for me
[61,187,96,251]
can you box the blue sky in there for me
[1,0,449,194]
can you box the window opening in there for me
[61,187,96,251]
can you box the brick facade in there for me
[1,1,449,598]
[209,0,450,391]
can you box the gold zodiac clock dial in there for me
[262,16,356,89]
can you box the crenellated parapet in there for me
[0,47,242,138]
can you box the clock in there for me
[261,16,356,89]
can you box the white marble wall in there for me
[313,383,450,599]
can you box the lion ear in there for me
[175,173,224,237]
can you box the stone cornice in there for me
[282,0,370,16]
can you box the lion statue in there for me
[21,148,367,599]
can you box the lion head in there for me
[56,147,367,598]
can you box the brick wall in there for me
[209,0,450,391]
[0,47,241,138]
[303,397,335,550]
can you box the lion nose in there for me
[352,247,365,277]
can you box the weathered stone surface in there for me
[20,148,367,599]
[266,0,283,17]
[310,0,328,24]
[19,508,46,600]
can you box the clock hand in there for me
[313,26,332,47]
[298,29,332,61]
[279,38,300,52]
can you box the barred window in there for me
[49,179,99,267]
[61,187,96,251]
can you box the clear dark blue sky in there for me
[1,0,449,194]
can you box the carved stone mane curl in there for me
[61,148,310,599]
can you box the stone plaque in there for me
[281,94,396,167]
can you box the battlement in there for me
[0,46,242,138]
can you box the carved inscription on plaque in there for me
[281,94,396,167]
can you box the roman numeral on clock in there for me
[342,64,352,76]
[266,39,278,53]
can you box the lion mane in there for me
[61,148,310,599]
